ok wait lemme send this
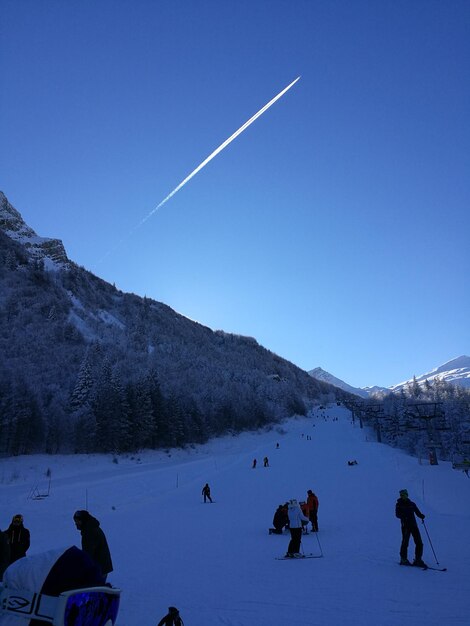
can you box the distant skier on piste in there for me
[202,483,212,503]
[285,498,309,558]
[395,489,427,568]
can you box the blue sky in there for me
[1,0,469,388]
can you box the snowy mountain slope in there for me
[1,192,347,454]
[391,355,470,391]
[362,384,389,395]
[310,356,470,398]
[1,405,469,626]
[309,367,369,398]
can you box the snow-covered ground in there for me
[1,405,469,625]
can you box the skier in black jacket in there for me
[202,483,212,503]
[270,504,288,534]
[395,489,426,567]
[73,510,113,579]
[6,514,30,564]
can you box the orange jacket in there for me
[300,501,309,517]
[307,492,319,512]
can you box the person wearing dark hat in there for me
[395,489,426,567]
[6,514,30,564]
[73,510,113,580]
[269,504,289,534]
[157,605,184,625]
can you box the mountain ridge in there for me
[0,191,350,455]
[309,355,470,397]
[391,354,470,391]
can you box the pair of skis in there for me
[276,556,447,570]
[275,553,323,560]
[399,562,447,572]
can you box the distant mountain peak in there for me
[309,356,470,398]
[0,191,69,267]
[308,367,369,398]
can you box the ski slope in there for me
[1,405,469,625]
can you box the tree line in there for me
[347,377,470,463]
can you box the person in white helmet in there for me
[285,499,309,558]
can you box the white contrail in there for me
[100,76,300,262]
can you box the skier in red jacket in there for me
[306,490,319,532]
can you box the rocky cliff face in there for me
[0,191,69,266]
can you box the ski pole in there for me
[314,530,324,557]
[422,519,439,565]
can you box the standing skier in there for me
[6,514,30,564]
[202,483,212,503]
[73,510,113,580]
[252,459,257,469]
[285,499,309,558]
[395,489,426,567]
[306,490,319,532]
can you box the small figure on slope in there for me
[202,483,212,503]
[252,459,257,469]
[395,489,426,567]
[263,456,269,467]
[285,499,309,558]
